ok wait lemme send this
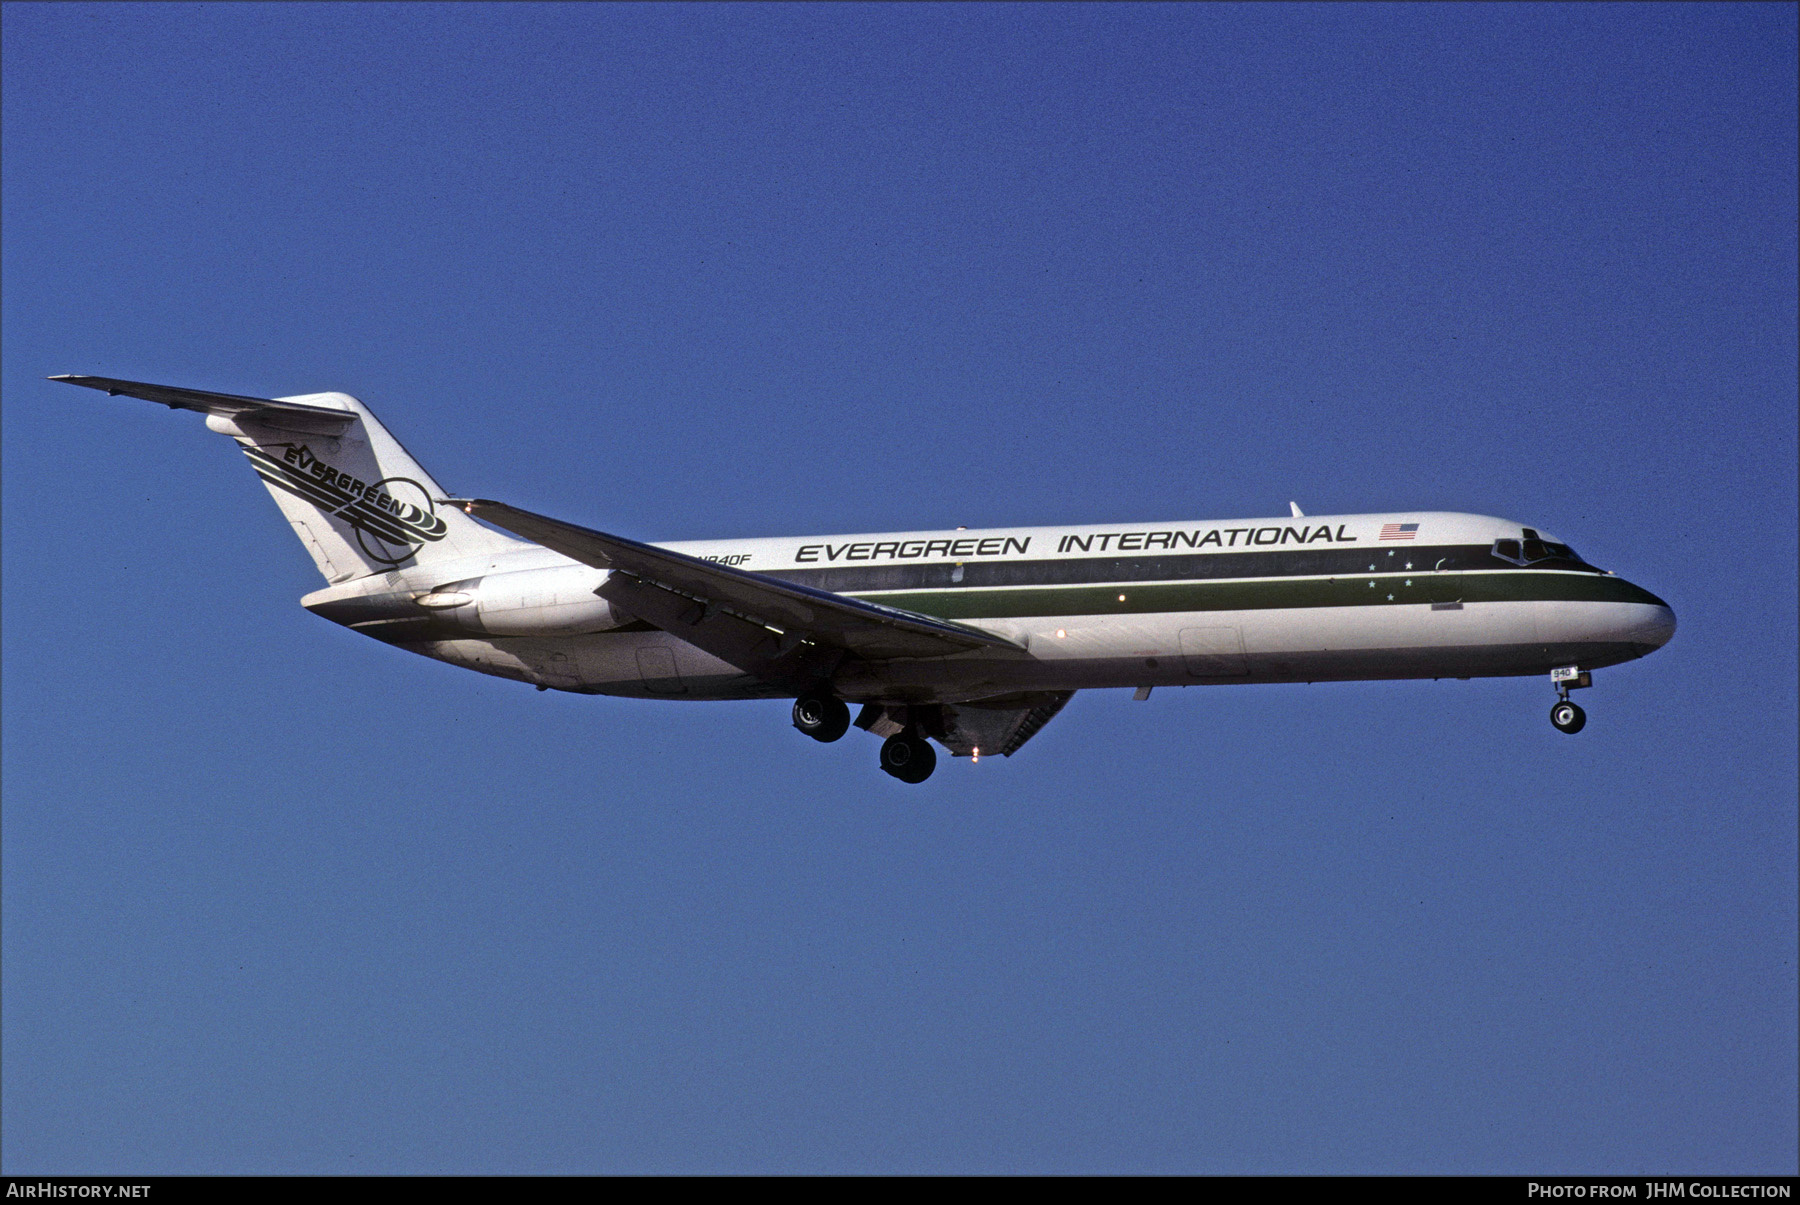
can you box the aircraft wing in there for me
[450,498,1027,683]
[50,375,356,436]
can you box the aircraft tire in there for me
[793,694,851,743]
[880,733,937,783]
[1550,700,1586,734]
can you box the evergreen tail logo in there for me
[240,441,448,565]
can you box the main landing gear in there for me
[792,693,851,743]
[879,731,937,784]
[1549,666,1591,734]
[793,694,939,782]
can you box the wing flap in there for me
[937,691,1075,758]
[449,498,1027,674]
[51,375,357,436]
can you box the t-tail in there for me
[51,375,526,582]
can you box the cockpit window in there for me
[1492,535,1591,567]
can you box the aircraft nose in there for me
[1628,600,1677,655]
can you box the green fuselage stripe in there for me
[847,571,1663,622]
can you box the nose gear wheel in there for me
[1550,700,1586,734]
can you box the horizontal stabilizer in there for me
[50,375,356,436]
[449,497,1028,675]
[55,374,522,580]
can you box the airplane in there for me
[52,375,1677,783]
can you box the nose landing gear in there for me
[1551,699,1586,734]
[1549,666,1591,734]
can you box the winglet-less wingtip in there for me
[48,374,125,398]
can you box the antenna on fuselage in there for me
[1290,502,1305,518]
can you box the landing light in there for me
[1056,629,1066,638]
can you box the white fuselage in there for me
[301,510,1676,705]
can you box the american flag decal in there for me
[1379,523,1420,541]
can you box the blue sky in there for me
[4,2,1795,1174]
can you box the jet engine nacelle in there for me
[423,565,631,636]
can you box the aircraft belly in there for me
[851,600,1618,696]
